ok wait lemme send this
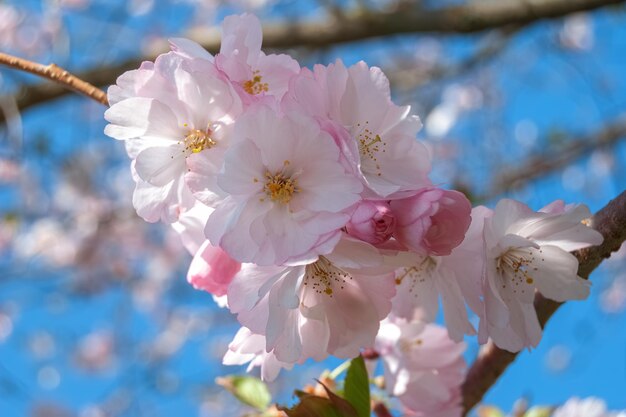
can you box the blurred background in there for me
[1,0,626,416]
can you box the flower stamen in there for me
[264,171,298,204]
[303,257,351,297]
[184,129,216,153]
[243,70,269,95]
[356,121,387,177]
[396,257,437,296]
[496,249,538,294]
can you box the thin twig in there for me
[485,115,626,200]
[390,26,519,90]
[461,189,626,415]
[0,52,108,108]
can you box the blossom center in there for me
[243,70,269,95]
[303,257,351,297]
[496,249,538,290]
[184,129,216,153]
[399,337,423,354]
[356,121,386,177]
[264,170,298,204]
[395,256,436,286]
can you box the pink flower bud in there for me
[345,201,395,245]
[187,241,241,296]
[391,188,471,256]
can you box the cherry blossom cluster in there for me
[104,13,603,414]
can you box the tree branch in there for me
[461,189,626,415]
[389,26,519,90]
[486,115,626,199]
[373,401,394,417]
[2,0,625,123]
[0,52,108,107]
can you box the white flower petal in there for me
[135,145,186,186]
[530,245,590,302]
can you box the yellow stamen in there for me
[184,129,216,153]
[263,171,298,204]
[303,256,351,298]
[356,122,387,177]
[243,70,269,95]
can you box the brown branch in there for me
[486,115,626,199]
[461,189,626,415]
[390,26,519,91]
[2,0,625,124]
[373,401,394,417]
[0,52,108,108]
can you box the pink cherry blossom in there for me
[205,104,362,266]
[386,202,481,341]
[215,13,300,103]
[391,187,471,256]
[345,200,395,245]
[375,317,466,417]
[283,60,432,198]
[171,201,213,255]
[479,199,603,352]
[98,11,615,395]
[187,240,240,296]
[105,51,242,223]
[169,37,214,62]
[227,236,395,363]
[390,251,476,342]
[223,327,293,381]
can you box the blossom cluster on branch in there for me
[103,13,603,415]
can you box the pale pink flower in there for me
[130,162,197,224]
[284,60,432,198]
[0,6,19,49]
[480,199,603,352]
[171,201,214,255]
[227,236,396,363]
[187,240,241,296]
[387,204,484,342]
[223,327,294,381]
[170,201,240,297]
[553,397,626,417]
[390,252,476,342]
[205,104,362,266]
[169,38,214,62]
[105,51,242,222]
[215,13,300,103]
[345,200,395,245]
[74,331,115,372]
[375,317,466,417]
[0,158,20,183]
[391,187,471,256]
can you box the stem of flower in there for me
[328,359,352,380]
[0,52,108,107]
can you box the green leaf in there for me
[343,356,371,417]
[477,405,506,417]
[216,375,271,411]
[280,381,359,417]
[524,406,554,417]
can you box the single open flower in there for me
[480,199,603,352]
[205,104,362,266]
